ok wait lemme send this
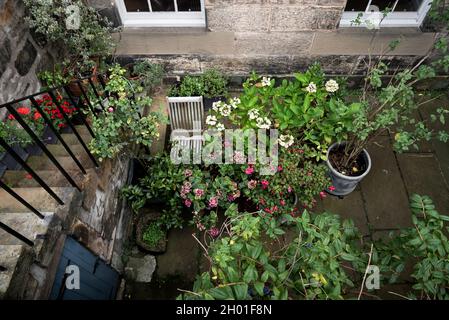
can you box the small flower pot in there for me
[136,211,167,253]
[0,145,29,170]
[203,96,226,112]
[326,142,372,197]
[25,143,43,156]
[42,126,58,145]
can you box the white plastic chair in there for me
[167,96,204,155]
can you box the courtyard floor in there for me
[125,90,449,300]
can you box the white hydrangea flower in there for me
[206,115,217,126]
[256,117,271,129]
[212,101,222,112]
[278,134,294,148]
[306,82,317,93]
[230,97,241,108]
[216,123,225,131]
[261,76,272,87]
[248,108,260,120]
[219,104,232,117]
[325,79,339,93]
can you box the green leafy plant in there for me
[179,204,368,300]
[168,69,228,98]
[131,60,165,94]
[374,194,449,300]
[24,0,114,75]
[142,222,165,247]
[89,65,166,161]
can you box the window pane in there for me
[370,1,397,11]
[395,0,424,11]
[345,0,369,11]
[124,0,150,12]
[151,0,175,11]
[177,0,201,11]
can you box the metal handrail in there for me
[0,73,107,246]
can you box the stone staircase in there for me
[0,127,95,299]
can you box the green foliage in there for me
[131,60,165,93]
[23,0,114,74]
[168,69,228,98]
[179,205,367,300]
[89,65,166,161]
[142,222,165,247]
[374,194,449,300]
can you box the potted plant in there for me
[326,57,449,196]
[127,60,165,96]
[25,0,115,95]
[168,69,229,111]
[0,118,32,170]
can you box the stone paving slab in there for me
[361,136,412,230]
[314,189,370,236]
[396,153,449,214]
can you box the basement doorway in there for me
[49,237,119,300]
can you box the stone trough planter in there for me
[136,210,168,253]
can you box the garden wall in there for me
[0,0,61,111]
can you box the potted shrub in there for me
[0,119,32,170]
[127,60,165,96]
[326,57,449,196]
[25,0,114,95]
[168,69,228,111]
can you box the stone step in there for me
[0,187,76,213]
[0,245,33,299]
[60,132,93,146]
[45,144,87,157]
[0,212,54,246]
[26,153,95,171]
[1,169,86,188]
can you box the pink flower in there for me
[184,169,193,177]
[287,186,292,193]
[227,194,235,202]
[247,180,257,190]
[280,199,286,206]
[194,188,204,198]
[328,186,336,192]
[245,166,254,175]
[209,197,218,208]
[277,165,283,172]
[319,191,326,199]
[261,180,269,190]
[208,227,220,238]
[108,107,114,113]
[184,199,192,207]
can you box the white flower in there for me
[325,79,339,93]
[248,108,260,120]
[206,115,217,126]
[219,104,232,117]
[261,76,272,87]
[256,117,271,129]
[278,134,294,148]
[306,82,317,93]
[216,123,225,131]
[230,97,241,108]
[212,101,222,112]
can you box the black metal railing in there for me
[0,74,108,246]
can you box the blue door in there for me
[49,236,119,300]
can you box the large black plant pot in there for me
[25,143,43,156]
[204,96,226,112]
[0,145,29,170]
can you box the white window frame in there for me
[116,0,206,27]
[339,0,433,28]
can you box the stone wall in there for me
[111,0,442,78]
[0,0,60,109]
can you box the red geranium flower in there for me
[17,107,30,115]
